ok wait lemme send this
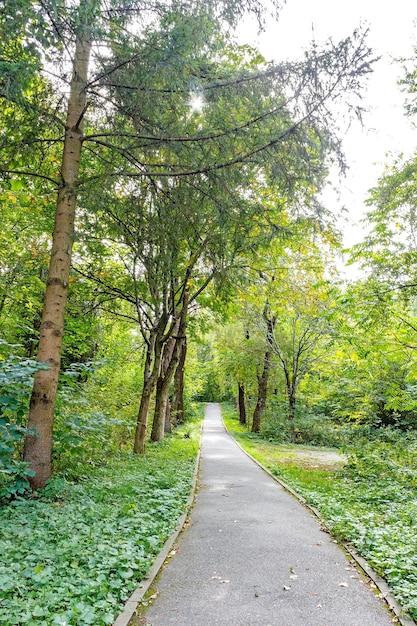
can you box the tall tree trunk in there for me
[23,21,92,489]
[285,364,298,442]
[252,307,275,433]
[172,337,187,425]
[288,389,297,442]
[164,399,171,434]
[251,349,271,433]
[151,293,188,442]
[133,327,164,454]
[151,373,171,442]
[150,323,179,442]
[238,382,246,425]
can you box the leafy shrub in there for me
[0,343,49,500]
[260,402,357,447]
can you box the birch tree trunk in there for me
[23,18,92,489]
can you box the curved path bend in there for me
[141,403,394,626]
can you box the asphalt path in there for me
[141,403,394,625]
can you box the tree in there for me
[251,305,275,432]
[1,0,374,485]
[314,279,417,429]
[351,155,417,288]
[264,246,337,437]
[22,1,95,489]
[216,218,339,436]
[1,0,282,487]
[150,291,189,442]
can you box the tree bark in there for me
[151,373,171,441]
[238,382,246,425]
[164,399,171,434]
[288,389,297,441]
[133,326,164,454]
[151,293,188,442]
[251,349,271,432]
[172,337,187,425]
[23,20,92,489]
[252,306,275,433]
[284,360,298,442]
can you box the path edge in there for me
[221,418,416,626]
[112,446,201,626]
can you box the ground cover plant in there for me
[0,421,200,625]
[222,403,417,621]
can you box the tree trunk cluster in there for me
[134,292,189,454]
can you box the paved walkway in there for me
[141,403,394,625]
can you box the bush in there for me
[260,401,356,448]
[0,343,49,500]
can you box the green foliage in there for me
[0,343,49,499]
[350,153,417,286]
[0,425,200,625]
[259,402,352,447]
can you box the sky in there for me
[239,0,417,254]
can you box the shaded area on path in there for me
[138,403,394,626]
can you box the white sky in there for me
[239,0,417,254]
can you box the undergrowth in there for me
[0,420,201,625]
[222,403,417,621]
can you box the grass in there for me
[0,419,201,626]
[222,403,417,621]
